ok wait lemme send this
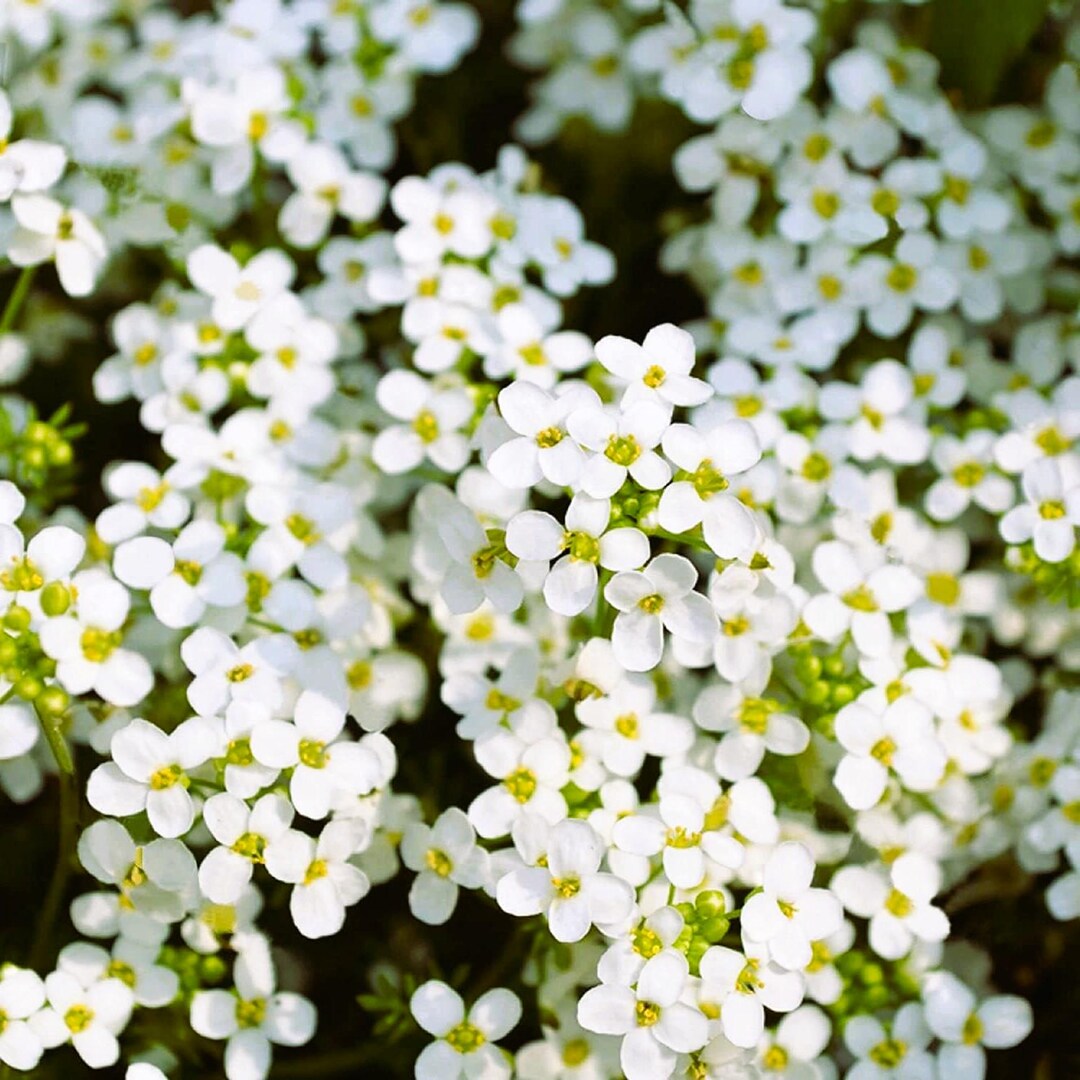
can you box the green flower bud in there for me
[3,606,31,633]
[805,680,830,706]
[36,686,69,717]
[694,890,727,919]
[794,655,822,683]
[14,674,44,700]
[699,916,730,942]
[823,655,846,678]
[40,582,71,617]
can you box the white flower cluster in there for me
[0,0,1074,1079]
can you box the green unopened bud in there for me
[805,680,830,706]
[40,582,71,617]
[3,606,31,633]
[794,655,822,682]
[823,655,846,678]
[48,441,73,467]
[831,683,856,708]
[700,916,730,942]
[694,890,727,919]
[14,674,44,700]
[0,638,15,666]
[24,422,51,445]
[686,937,710,970]
[23,445,46,470]
[36,686,69,717]
[859,962,884,985]
[200,955,228,983]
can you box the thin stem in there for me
[36,706,74,775]
[0,266,37,336]
[29,764,79,971]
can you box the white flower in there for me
[468,733,571,838]
[831,854,949,960]
[605,554,717,672]
[198,792,295,904]
[694,684,809,782]
[186,244,295,331]
[802,541,922,658]
[264,818,371,938]
[77,818,197,923]
[833,697,946,810]
[595,324,711,410]
[740,842,843,970]
[485,303,592,387]
[818,361,931,466]
[0,966,46,1071]
[578,949,708,1080]
[854,232,959,338]
[411,981,521,1080]
[8,195,107,297]
[697,943,804,1049]
[999,455,1080,562]
[96,462,189,543]
[87,717,217,838]
[278,142,386,248]
[30,970,134,1069]
[56,939,179,1009]
[926,431,1015,521]
[755,1005,833,1078]
[487,382,595,489]
[190,946,316,1080]
[922,971,1032,1078]
[506,495,650,617]
[842,1002,934,1080]
[657,420,762,558]
[250,691,384,819]
[496,818,634,942]
[372,370,473,476]
[569,401,672,499]
[401,807,490,925]
[613,789,743,889]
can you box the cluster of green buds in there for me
[786,640,871,739]
[673,890,732,974]
[1005,541,1080,607]
[0,402,82,507]
[159,944,229,1002]
[829,948,921,1021]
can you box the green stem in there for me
[0,266,37,336]
[29,764,79,971]
[36,705,74,775]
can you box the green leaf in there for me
[928,0,1052,106]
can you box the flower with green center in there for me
[231,831,266,862]
[412,410,440,443]
[298,738,327,769]
[81,626,123,663]
[504,766,538,804]
[605,433,642,467]
[425,848,453,877]
[952,461,986,488]
[285,513,321,545]
[410,980,521,1076]
[869,1037,907,1067]
[236,996,267,1029]
[64,1004,95,1034]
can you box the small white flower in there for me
[264,817,371,938]
[999,455,1080,563]
[506,495,650,617]
[496,818,634,942]
[842,1002,934,1080]
[190,946,316,1080]
[595,323,711,411]
[30,970,134,1070]
[831,854,949,960]
[401,807,490,925]
[87,717,217,838]
[568,401,672,500]
[740,842,843,970]
[0,966,46,1071]
[605,554,717,672]
[411,980,521,1080]
[578,948,708,1080]
[8,194,107,297]
[922,971,1032,1078]
[658,420,762,558]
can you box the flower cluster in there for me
[0,0,1074,1078]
